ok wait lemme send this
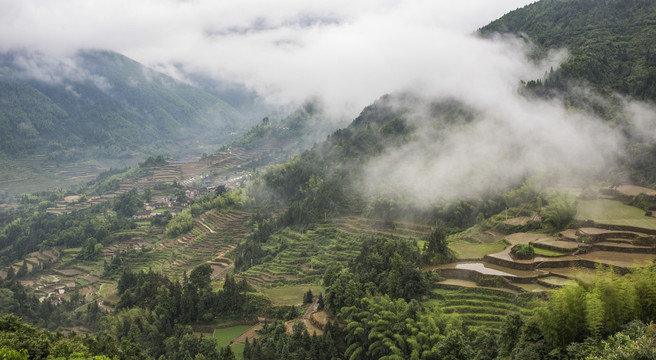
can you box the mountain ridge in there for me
[0,49,249,160]
[480,0,656,101]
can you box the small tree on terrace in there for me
[303,289,314,304]
[423,226,455,264]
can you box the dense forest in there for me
[481,0,656,101]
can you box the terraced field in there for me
[332,216,434,239]
[0,155,106,194]
[239,225,362,286]
[262,285,326,306]
[576,199,656,230]
[428,282,538,332]
[114,209,251,278]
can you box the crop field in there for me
[0,156,106,194]
[261,285,325,306]
[576,199,656,229]
[428,284,539,332]
[332,216,433,240]
[239,226,362,286]
[449,239,510,259]
[115,209,248,279]
[213,325,254,348]
[533,247,568,257]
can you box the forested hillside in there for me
[0,50,246,160]
[481,0,656,101]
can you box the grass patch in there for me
[261,285,326,306]
[576,199,656,230]
[449,239,510,259]
[213,325,253,348]
[533,247,568,257]
[73,262,103,272]
[231,343,245,360]
[98,283,116,298]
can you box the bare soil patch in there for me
[232,323,264,343]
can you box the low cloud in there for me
[0,0,536,121]
[1,0,653,204]
[358,92,626,207]
[2,51,112,91]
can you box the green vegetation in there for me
[511,244,536,260]
[481,0,656,102]
[449,239,510,259]
[165,209,193,237]
[536,266,656,347]
[4,2,656,358]
[533,247,568,257]
[234,225,362,285]
[261,285,325,306]
[213,325,253,348]
[429,285,538,331]
[576,198,656,229]
[540,193,577,231]
[0,315,115,360]
[0,50,245,160]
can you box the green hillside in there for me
[481,0,656,101]
[0,50,246,160]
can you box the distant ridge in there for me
[0,49,248,160]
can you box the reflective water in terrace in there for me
[445,261,542,277]
[454,263,517,276]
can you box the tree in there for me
[16,261,28,278]
[143,188,152,203]
[219,345,236,360]
[78,238,102,260]
[189,264,213,291]
[113,188,143,218]
[423,226,456,264]
[498,313,524,356]
[0,348,28,360]
[5,267,15,281]
[541,194,576,231]
[303,289,313,305]
[317,293,325,311]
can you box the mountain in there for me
[480,0,656,101]
[0,49,248,160]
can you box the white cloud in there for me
[2,0,649,203]
[0,0,536,119]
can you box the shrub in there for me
[510,244,535,260]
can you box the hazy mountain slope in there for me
[481,0,656,101]
[0,50,246,159]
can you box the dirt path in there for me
[232,323,265,344]
[284,298,323,336]
[302,298,319,320]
